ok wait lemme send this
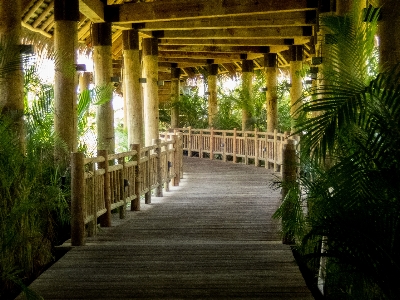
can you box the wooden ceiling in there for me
[21,0,318,79]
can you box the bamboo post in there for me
[188,126,192,157]
[98,150,111,227]
[170,65,181,128]
[233,128,237,163]
[254,128,259,167]
[210,127,214,160]
[265,53,278,132]
[282,139,297,245]
[131,144,141,211]
[145,148,151,204]
[153,139,163,197]
[71,152,85,246]
[207,63,218,126]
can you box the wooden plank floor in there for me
[18,157,313,300]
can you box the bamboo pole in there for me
[71,152,85,246]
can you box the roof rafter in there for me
[117,0,317,23]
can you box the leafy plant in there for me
[274,5,400,299]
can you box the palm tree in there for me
[274,6,400,299]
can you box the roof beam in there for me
[79,0,105,22]
[158,51,263,61]
[139,11,315,31]
[158,45,271,53]
[159,38,309,48]
[154,27,312,39]
[118,0,317,23]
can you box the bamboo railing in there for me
[70,133,183,246]
[177,127,289,171]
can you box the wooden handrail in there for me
[70,133,183,246]
[174,128,290,170]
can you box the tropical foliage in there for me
[274,5,400,299]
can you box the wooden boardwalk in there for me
[18,157,313,300]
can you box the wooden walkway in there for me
[18,157,313,300]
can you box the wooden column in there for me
[71,152,85,246]
[207,63,218,127]
[378,0,400,69]
[123,29,143,146]
[79,72,91,93]
[0,0,24,145]
[54,0,79,162]
[289,45,303,134]
[170,64,181,129]
[143,37,159,146]
[93,22,115,153]
[131,143,141,211]
[282,139,297,245]
[265,53,278,133]
[241,59,254,132]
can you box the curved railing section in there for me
[70,133,183,246]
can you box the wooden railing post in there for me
[210,127,214,160]
[200,129,203,158]
[153,138,163,197]
[98,149,111,227]
[145,148,152,204]
[172,134,179,186]
[233,128,237,163]
[274,129,279,172]
[265,132,269,169]
[282,138,297,245]
[131,144,141,211]
[254,128,259,167]
[178,132,184,179]
[222,131,227,162]
[188,126,192,157]
[71,152,85,246]
[118,156,126,219]
[244,131,249,165]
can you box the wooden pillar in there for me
[241,59,254,132]
[153,138,163,197]
[123,29,143,146]
[207,63,218,127]
[97,149,111,227]
[131,143,141,211]
[282,139,297,245]
[79,72,91,93]
[265,53,278,133]
[0,0,24,145]
[54,0,79,162]
[71,152,85,246]
[170,64,181,129]
[143,37,159,146]
[289,45,303,134]
[93,22,115,153]
[378,0,400,69]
